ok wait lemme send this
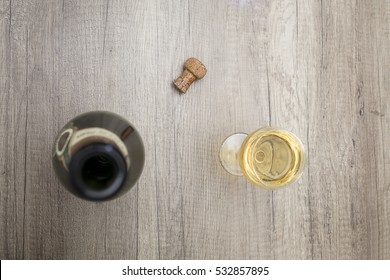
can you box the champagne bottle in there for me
[53,111,145,201]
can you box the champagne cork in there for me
[173,57,207,93]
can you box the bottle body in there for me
[53,111,145,201]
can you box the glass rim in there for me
[239,127,306,190]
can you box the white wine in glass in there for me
[219,127,305,190]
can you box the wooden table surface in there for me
[1,0,389,260]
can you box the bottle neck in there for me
[68,127,130,169]
[69,143,127,201]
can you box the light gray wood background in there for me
[0,0,389,260]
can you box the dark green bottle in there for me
[53,111,144,201]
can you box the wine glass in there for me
[219,127,305,190]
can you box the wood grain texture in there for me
[0,0,389,259]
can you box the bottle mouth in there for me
[69,143,127,201]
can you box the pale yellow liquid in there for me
[239,129,304,189]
